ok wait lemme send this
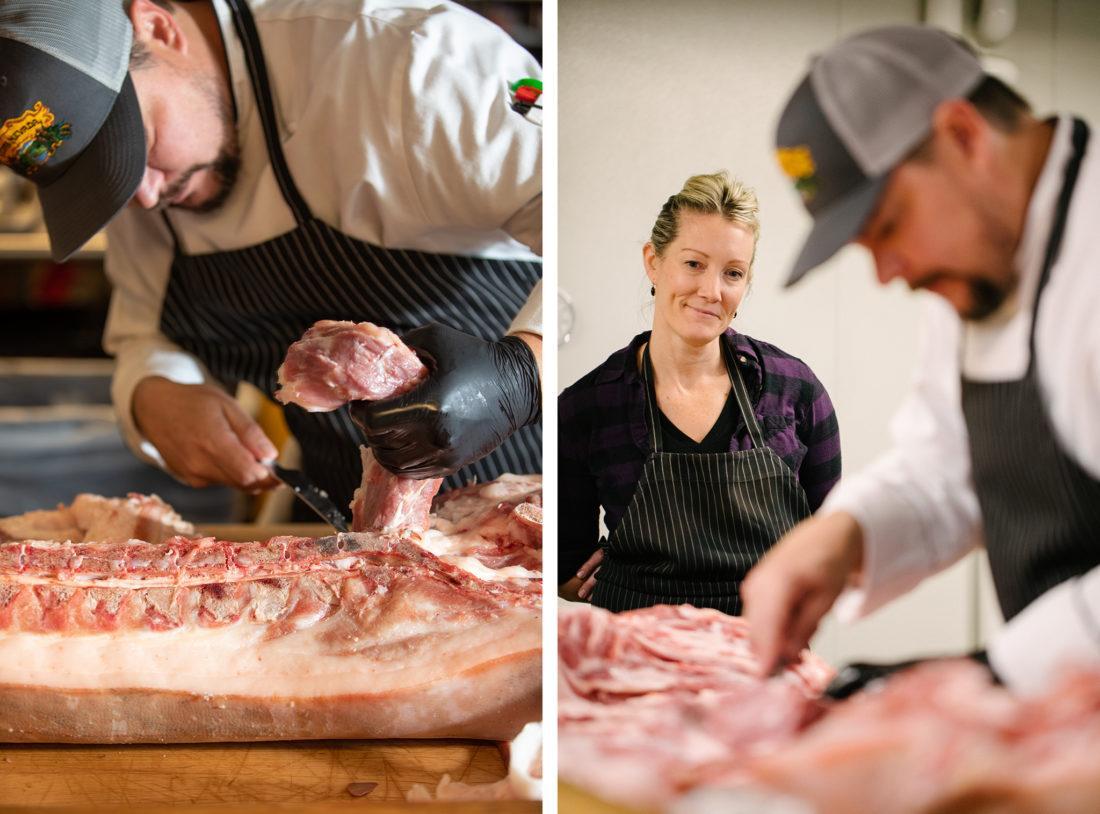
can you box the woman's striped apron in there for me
[156,0,542,511]
[591,341,810,614]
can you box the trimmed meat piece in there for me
[0,494,194,545]
[71,493,195,543]
[274,320,426,412]
[0,507,81,544]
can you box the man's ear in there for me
[128,0,188,57]
[930,98,992,169]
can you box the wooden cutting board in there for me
[0,525,538,810]
[0,739,531,809]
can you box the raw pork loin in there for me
[0,493,193,545]
[275,320,442,534]
[0,479,541,744]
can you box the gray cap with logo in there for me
[776,25,985,287]
[0,0,146,261]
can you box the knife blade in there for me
[268,463,350,532]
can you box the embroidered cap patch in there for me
[0,101,72,177]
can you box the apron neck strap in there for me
[641,337,767,453]
[1028,118,1090,363]
[224,0,314,226]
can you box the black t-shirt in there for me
[657,388,741,454]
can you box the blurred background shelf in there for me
[0,230,106,260]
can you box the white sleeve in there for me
[828,296,985,618]
[103,211,215,468]
[400,10,542,253]
[988,567,1100,694]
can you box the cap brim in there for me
[37,72,145,262]
[783,173,889,288]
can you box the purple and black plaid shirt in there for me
[558,329,842,581]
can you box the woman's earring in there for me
[650,286,655,296]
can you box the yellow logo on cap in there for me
[0,101,72,177]
[776,145,818,202]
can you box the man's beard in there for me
[158,73,241,213]
[920,195,1018,321]
[156,146,240,213]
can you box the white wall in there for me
[559,0,1100,665]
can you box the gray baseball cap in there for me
[776,25,984,287]
[0,0,146,261]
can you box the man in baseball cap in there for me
[0,0,146,261]
[743,24,1100,696]
[0,0,545,524]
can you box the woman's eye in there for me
[685,260,702,269]
[725,268,745,280]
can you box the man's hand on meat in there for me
[132,377,279,491]
[741,511,864,675]
[350,323,541,479]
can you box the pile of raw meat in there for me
[0,320,542,744]
[729,660,1100,814]
[561,602,1100,814]
[558,602,832,809]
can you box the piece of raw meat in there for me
[274,320,427,411]
[0,481,541,744]
[350,447,442,535]
[0,493,194,544]
[557,602,831,809]
[735,659,1100,814]
[420,474,543,577]
[275,319,443,534]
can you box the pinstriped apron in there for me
[156,0,542,511]
[962,119,1100,621]
[590,341,810,614]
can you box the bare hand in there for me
[132,377,279,491]
[575,548,604,600]
[558,548,604,602]
[741,511,864,676]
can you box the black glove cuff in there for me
[499,335,542,426]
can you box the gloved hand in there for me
[823,650,1000,700]
[349,323,541,479]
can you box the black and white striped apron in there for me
[590,342,810,614]
[156,0,542,511]
[962,118,1100,622]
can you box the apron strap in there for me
[641,336,767,453]
[724,339,767,449]
[223,0,314,226]
[641,343,663,454]
[1027,118,1089,365]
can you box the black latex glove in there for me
[349,323,541,479]
[823,649,1000,700]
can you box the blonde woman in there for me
[559,171,841,613]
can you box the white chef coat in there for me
[103,0,542,465]
[825,116,1100,694]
